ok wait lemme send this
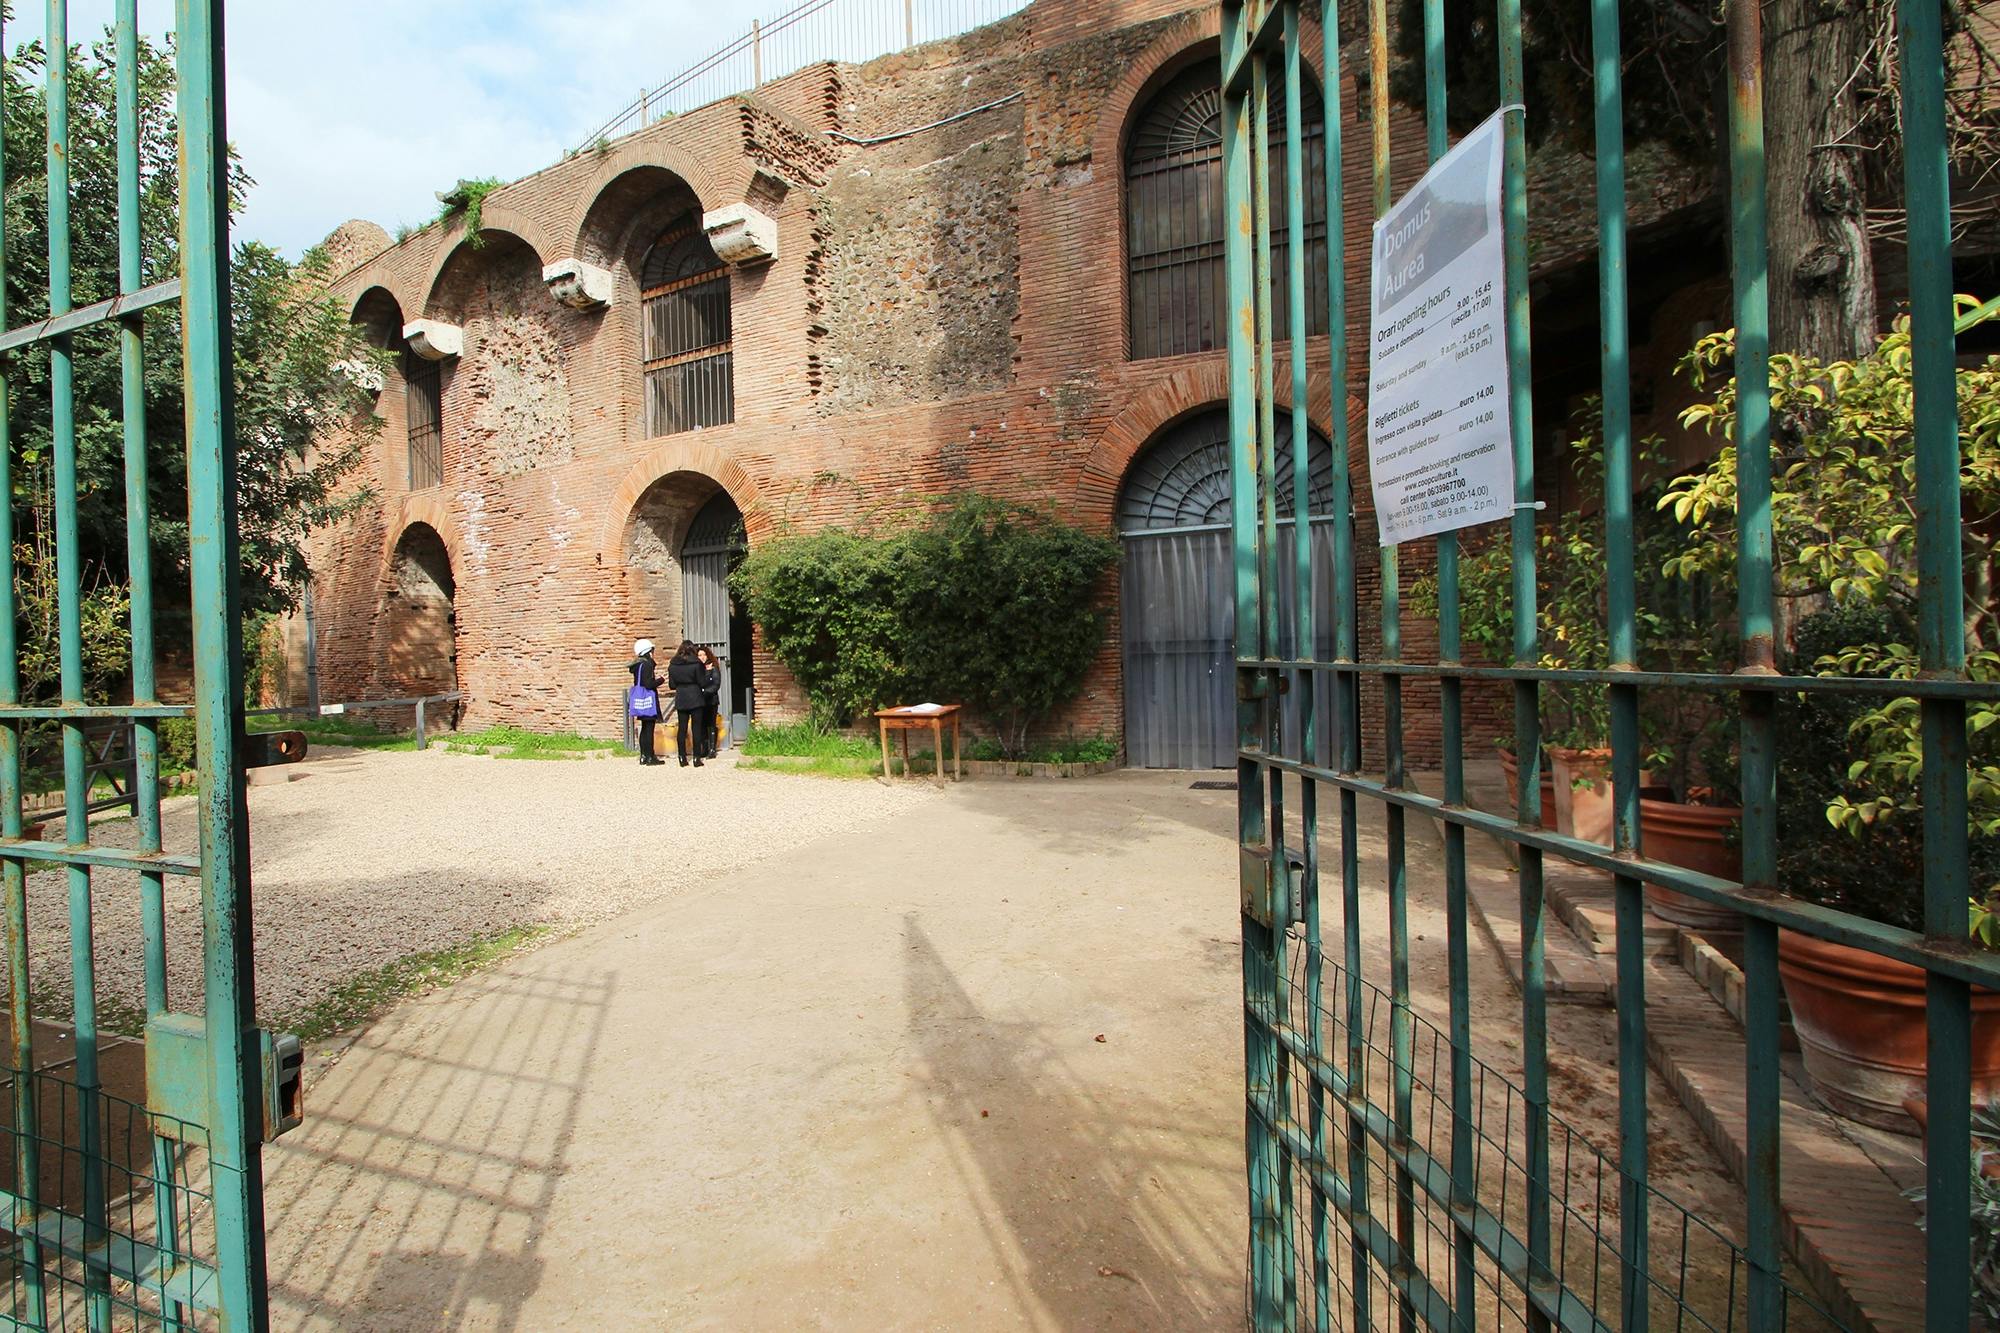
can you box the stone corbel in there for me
[543,259,615,311]
[402,319,463,361]
[702,204,778,267]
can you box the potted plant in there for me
[1665,306,2000,1129]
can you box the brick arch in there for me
[378,494,465,582]
[419,220,550,318]
[568,147,724,270]
[599,439,769,566]
[1075,363,1358,532]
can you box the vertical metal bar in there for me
[1315,3,1369,1322]
[415,697,428,751]
[752,19,764,87]
[905,0,915,47]
[45,7,111,1324]
[1588,0,1649,1321]
[1225,9,1281,1326]
[1254,47,1300,1324]
[1283,10,1330,1323]
[1897,0,1972,1324]
[1495,0,1549,1318]
[1723,2,1783,1326]
[0,4,47,1321]
[176,0,273,1324]
[304,576,321,713]
[116,2,188,1324]
[1416,1,1477,1324]
[1365,0,1417,1324]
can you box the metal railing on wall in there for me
[571,0,1031,154]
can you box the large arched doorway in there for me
[382,523,458,702]
[623,475,754,746]
[681,490,753,740]
[1117,408,1334,768]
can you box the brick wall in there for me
[295,0,1692,766]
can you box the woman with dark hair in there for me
[667,639,707,767]
[694,645,723,758]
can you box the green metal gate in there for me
[0,2,291,1328]
[1227,0,1997,1328]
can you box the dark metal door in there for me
[681,491,745,744]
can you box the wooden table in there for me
[874,704,962,786]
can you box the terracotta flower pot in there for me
[1548,746,1614,845]
[1639,798,1742,931]
[1777,929,2000,1133]
[1495,748,1557,830]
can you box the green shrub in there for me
[731,494,1117,756]
[895,495,1118,757]
[160,717,197,774]
[732,527,906,728]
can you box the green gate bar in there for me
[1229,0,1995,1326]
[0,2,276,1327]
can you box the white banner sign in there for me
[1365,110,1515,545]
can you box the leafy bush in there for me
[1668,305,2000,927]
[895,496,1118,757]
[732,527,905,729]
[732,494,1116,756]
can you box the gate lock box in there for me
[262,1028,305,1140]
[147,1012,305,1142]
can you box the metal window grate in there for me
[1224,0,1992,1329]
[642,222,735,436]
[1126,62,1328,361]
[404,348,443,490]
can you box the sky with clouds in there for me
[10,1,753,257]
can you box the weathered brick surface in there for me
[296,0,1712,759]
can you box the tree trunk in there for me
[1764,0,1877,362]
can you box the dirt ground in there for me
[252,765,1764,1331]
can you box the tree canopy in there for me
[1,29,381,696]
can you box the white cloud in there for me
[9,1,1021,257]
[10,0,746,256]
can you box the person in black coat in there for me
[667,639,707,767]
[628,640,664,766]
[694,645,723,759]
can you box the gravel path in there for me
[25,747,940,1028]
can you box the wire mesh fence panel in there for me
[0,2,275,1328]
[1226,0,1993,1329]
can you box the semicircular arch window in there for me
[1124,62,1329,361]
[682,489,747,559]
[1116,408,1334,534]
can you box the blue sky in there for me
[11,2,750,256]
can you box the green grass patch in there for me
[444,725,613,759]
[740,720,875,759]
[274,924,556,1044]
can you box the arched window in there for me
[641,220,734,436]
[1125,63,1329,360]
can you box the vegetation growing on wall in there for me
[732,494,1117,756]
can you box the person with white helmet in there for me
[628,639,665,766]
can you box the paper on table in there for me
[901,702,947,714]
